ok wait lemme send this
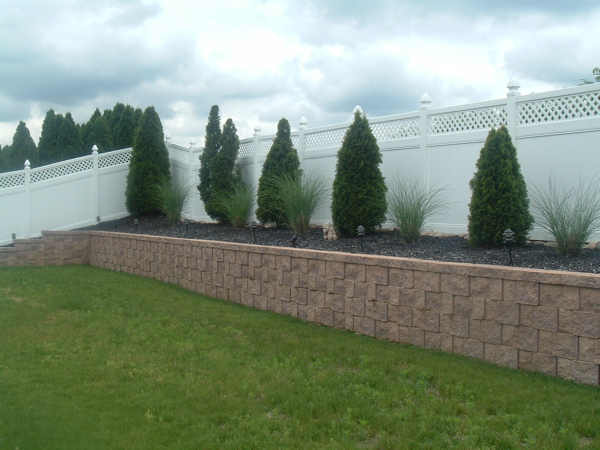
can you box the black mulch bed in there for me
[80,216,600,274]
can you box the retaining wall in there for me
[1,230,599,386]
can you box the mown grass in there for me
[0,266,598,449]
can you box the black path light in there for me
[503,228,515,266]
[249,221,257,244]
[357,225,365,252]
[290,233,298,248]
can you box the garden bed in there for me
[82,216,600,274]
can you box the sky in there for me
[0,0,598,148]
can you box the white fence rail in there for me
[1,81,600,245]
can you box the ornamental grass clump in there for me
[159,179,189,225]
[220,182,254,228]
[277,173,327,235]
[532,178,600,256]
[388,178,445,243]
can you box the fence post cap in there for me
[91,144,99,154]
[24,159,30,169]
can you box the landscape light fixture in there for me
[502,228,515,266]
[249,221,257,244]
[357,225,365,252]
[290,233,298,248]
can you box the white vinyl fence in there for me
[1,81,600,245]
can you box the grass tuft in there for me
[277,173,327,235]
[159,178,189,224]
[532,178,600,255]
[220,182,254,227]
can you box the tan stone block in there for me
[441,334,453,353]
[502,325,538,352]
[559,310,600,338]
[346,297,365,316]
[389,268,413,288]
[557,358,599,385]
[344,314,355,331]
[425,292,453,314]
[291,257,308,273]
[345,263,365,282]
[470,319,502,344]
[470,277,502,300]
[355,316,376,336]
[298,304,315,322]
[540,284,579,309]
[282,301,298,318]
[441,274,469,296]
[453,295,475,317]
[453,337,484,359]
[440,314,469,337]
[580,288,600,311]
[484,343,518,369]
[376,284,393,302]
[424,332,442,349]
[503,279,539,305]
[396,326,412,344]
[366,301,387,321]
[388,304,412,326]
[376,321,399,341]
[308,259,325,275]
[366,265,388,285]
[308,290,324,307]
[413,309,440,332]
[398,288,426,309]
[518,351,556,376]
[331,279,354,296]
[414,271,440,292]
[539,331,578,359]
[308,273,327,291]
[326,293,345,312]
[333,311,345,329]
[291,287,308,305]
[318,308,334,326]
[409,328,425,347]
[579,337,600,364]
[520,305,557,331]
[485,300,519,325]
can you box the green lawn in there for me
[0,266,598,449]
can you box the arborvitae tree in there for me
[6,121,37,170]
[209,118,240,222]
[0,145,10,172]
[256,118,300,226]
[59,112,83,159]
[38,109,59,164]
[114,105,137,149]
[331,109,387,237]
[82,108,113,153]
[109,103,126,145]
[126,106,171,216]
[198,105,222,220]
[468,126,533,247]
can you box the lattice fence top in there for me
[371,117,420,141]
[0,170,25,190]
[430,104,507,135]
[519,91,600,126]
[305,126,348,151]
[30,156,94,184]
[238,139,253,159]
[98,148,133,169]
[291,132,300,150]
[259,136,274,154]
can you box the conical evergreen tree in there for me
[7,121,37,170]
[82,108,113,153]
[198,105,222,219]
[468,126,533,246]
[209,118,240,222]
[126,106,171,216]
[59,112,83,159]
[331,109,387,237]
[109,103,126,146]
[256,118,300,226]
[38,109,59,164]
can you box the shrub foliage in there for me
[332,110,387,237]
[277,173,327,235]
[159,178,189,225]
[126,106,170,216]
[468,127,533,246]
[256,118,300,226]
[199,105,222,220]
[220,182,254,228]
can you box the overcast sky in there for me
[0,0,598,147]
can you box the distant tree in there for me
[332,109,387,237]
[126,106,171,216]
[256,118,300,226]
[109,103,126,145]
[468,126,533,247]
[198,105,222,220]
[5,121,37,170]
[82,108,113,153]
[38,109,60,164]
[594,67,600,82]
[59,112,83,159]
[0,145,10,172]
[114,105,137,149]
[210,118,240,222]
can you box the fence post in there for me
[251,126,262,222]
[24,159,31,238]
[506,79,520,147]
[299,116,307,164]
[91,145,100,223]
[419,93,432,190]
